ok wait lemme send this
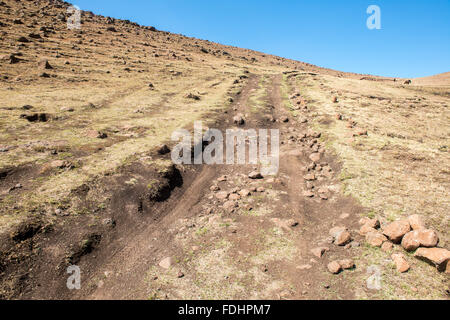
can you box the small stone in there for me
[159,257,172,269]
[414,248,450,272]
[382,220,411,243]
[233,114,245,125]
[381,241,393,252]
[391,253,410,273]
[38,58,53,70]
[298,264,312,270]
[359,217,380,229]
[257,187,265,193]
[210,185,220,192]
[239,189,251,197]
[327,261,342,274]
[310,247,329,258]
[303,191,314,198]
[248,171,263,179]
[177,271,185,278]
[223,201,238,212]
[366,231,387,247]
[228,193,241,201]
[360,224,377,236]
[401,230,421,251]
[402,229,439,251]
[304,173,316,181]
[215,191,229,200]
[335,230,352,246]
[309,153,321,163]
[157,144,170,155]
[407,214,426,230]
[338,259,355,270]
[217,175,227,182]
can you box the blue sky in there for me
[72,0,449,78]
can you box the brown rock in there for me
[327,261,342,274]
[407,214,426,230]
[335,230,352,246]
[157,144,170,155]
[382,220,411,243]
[402,229,439,251]
[233,114,245,125]
[366,231,387,247]
[414,248,450,272]
[159,257,172,269]
[309,153,321,163]
[304,173,316,181]
[310,247,329,258]
[360,224,377,236]
[38,58,53,70]
[239,189,251,197]
[223,201,238,212]
[391,253,410,273]
[248,171,263,179]
[359,217,380,229]
[417,229,439,248]
[215,191,229,200]
[303,191,314,198]
[338,259,355,270]
[381,241,393,252]
[228,193,241,201]
[401,231,421,251]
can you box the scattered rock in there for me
[210,185,220,192]
[360,224,377,236]
[382,220,411,243]
[329,226,352,246]
[185,93,200,100]
[311,247,329,258]
[38,58,52,69]
[1,53,21,64]
[229,193,240,201]
[359,217,380,229]
[215,191,229,200]
[366,231,387,247]
[159,257,172,269]
[309,153,321,163]
[381,241,393,252]
[223,200,238,212]
[239,189,251,197]
[338,259,355,270]
[248,171,263,179]
[233,114,245,125]
[407,214,426,230]
[157,144,170,155]
[327,261,342,274]
[17,36,30,43]
[391,253,410,273]
[414,248,450,272]
[50,160,72,169]
[303,173,316,181]
[280,116,289,123]
[303,190,314,198]
[87,130,108,139]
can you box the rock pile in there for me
[360,215,448,273]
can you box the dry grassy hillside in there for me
[0,0,448,300]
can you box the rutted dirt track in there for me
[47,74,366,300]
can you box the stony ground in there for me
[0,0,448,300]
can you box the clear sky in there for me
[72,0,449,78]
